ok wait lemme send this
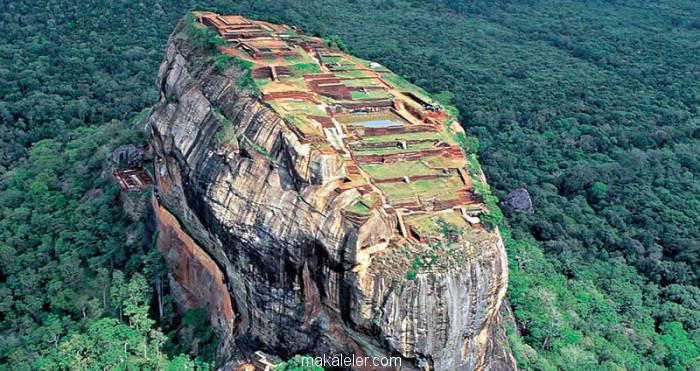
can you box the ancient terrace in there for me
[195,12,487,246]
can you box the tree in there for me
[36,275,208,370]
[589,181,608,202]
[110,270,128,322]
[274,355,324,371]
[657,321,699,369]
[123,273,153,333]
[143,236,168,321]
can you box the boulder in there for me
[111,144,144,168]
[501,188,534,214]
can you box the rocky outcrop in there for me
[144,18,515,370]
[152,197,235,339]
[500,188,534,215]
[111,144,144,168]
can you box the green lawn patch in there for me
[422,155,466,169]
[345,200,371,214]
[360,161,440,179]
[283,114,320,136]
[380,173,464,202]
[334,69,368,78]
[270,100,326,116]
[351,90,391,100]
[361,131,443,143]
[288,62,322,76]
[353,141,437,155]
[341,78,381,88]
[384,73,432,98]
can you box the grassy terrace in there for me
[333,69,368,78]
[282,52,316,65]
[406,211,470,236]
[343,193,379,214]
[350,90,392,100]
[359,131,443,143]
[421,155,466,169]
[345,200,371,214]
[261,76,309,92]
[340,78,383,87]
[269,100,326,116]
[334,112,406,124]
[287,62,322,76]
[267,99,327,138]
[283,114,321,136]
[360,161,441,179]
[383,73,433,100]
[321,54,354,66]
[380,173,464,203]
[255,78,271,87]
[352,142,437,155]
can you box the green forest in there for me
[0,0,698,369]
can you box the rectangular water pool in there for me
[334,112,409,128]
[357,119,403,128]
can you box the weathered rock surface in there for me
[500,188,534,215]
[144,19,515,370]
[120,188,150,220]
[111,144,144,168]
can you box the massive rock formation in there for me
[145,13,515,370]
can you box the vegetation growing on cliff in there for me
[404,217,475,280]
[183,11,259,95]
[211,107,238,150]
[372,216,488,281]
[184,11,220,49]
[216,55,260,97]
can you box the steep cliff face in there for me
[145,14,515,370]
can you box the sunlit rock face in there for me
[145,14,515,370]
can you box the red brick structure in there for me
[191,11,487,242]
[261,91,321,104]
[113,167,152,191]
[353,147,463,164]
[307,77,352,100]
